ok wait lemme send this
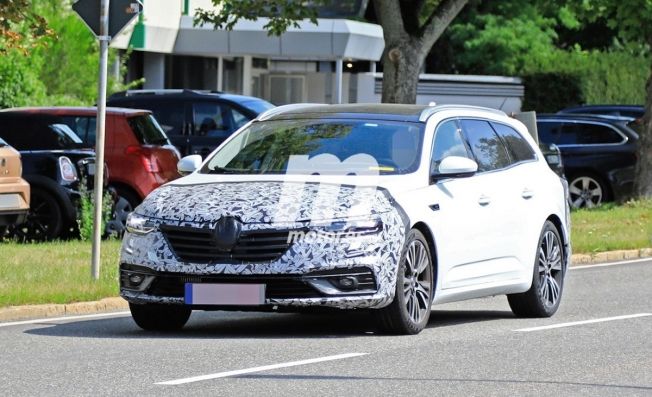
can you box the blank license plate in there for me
[87,164,95,175]
[184,283,266,305]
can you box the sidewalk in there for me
[1,249,651,323]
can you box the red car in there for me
[5,107,180,210]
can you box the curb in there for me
[0,297,128,323]
[571,248,652,265]
[1,249,651,324]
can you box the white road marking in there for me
[0,311,130,328]
[155,352,369,385]
[514,313,652,332]
[571,257,652,270]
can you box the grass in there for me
[0,240,121,307]
[571,200,652,254]
[0,200,650,307]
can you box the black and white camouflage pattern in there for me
[120,181,408,309]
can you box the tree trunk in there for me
[635,66,652,197]
[381,39,425,104]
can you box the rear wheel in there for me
[375,229,433,335]
[129,303,191,331]
[508,221,565,317]
[9,187,63,242]
[568,174,609,208]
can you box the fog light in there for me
[338,276,358,289]
[129,274,144,285]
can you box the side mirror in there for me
[177,155,203,176]
[431,156,478,182]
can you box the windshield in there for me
[242,100,275,115]
[202,119,424,175]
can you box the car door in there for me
[490,121,543,273]
[418,118,515,295]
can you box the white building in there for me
[112,0,524,112]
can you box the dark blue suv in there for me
[107,90,274,157]
[537,114,639,208]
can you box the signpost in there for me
[73,0,143,280]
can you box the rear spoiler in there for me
[511,111,539,144]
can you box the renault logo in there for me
[211,216,241,251]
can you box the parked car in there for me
[0,111,96,240]
[107,89,275,157]
[121,104,570,334]
[536,114,638,208]
[558,104,644,120]
[0,137,30,237]
[3,108,181,215]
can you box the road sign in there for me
[73,0,143,39]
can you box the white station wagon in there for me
[121,104,571,334]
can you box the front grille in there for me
[147,274,321,299]
[161,225,296,263]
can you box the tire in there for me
[129,303,191,331]
[107,187,141,237]
[9,187,63,242]
[508,221,566,318]
[567,173,610,209]
[375,229,434,335]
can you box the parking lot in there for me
[0,259,650,396]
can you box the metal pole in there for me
[91,0,110,280]
[335,58,343,104]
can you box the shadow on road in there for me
[23,308,513,340]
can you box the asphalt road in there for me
[1,259,651,396]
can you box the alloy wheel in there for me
[538,230,563,307]
[403,240,432,324]
[569,176,603,208]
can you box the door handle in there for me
[478,195,491,206]
[522,189,534,199]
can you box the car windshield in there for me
[241,100,275,114]
[202,119,424,175]
[128,115,171,145]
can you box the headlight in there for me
[126,213,156,235]
[311,217,383,237]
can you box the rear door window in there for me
[60,116,96,146]
[119,101,185,136]
[127,115,170,145]
[460,119,511,172]
[192,102,233,139]
[491,122,536,163]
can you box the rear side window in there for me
[60,116,96,146]
[562,122,623,144]
[127,115,170,145]
[491,122,536,163]
[117,101,185,136]
[193,102,233,139]
[460,119,511,172]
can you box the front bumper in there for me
[119,210,407,310]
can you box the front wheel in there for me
[129,303,191,331]
[375,229,434,335]
[508,221,566,317]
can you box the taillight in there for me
[59,156,78,182]
[125,145,160,173]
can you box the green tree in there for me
[574,0,652,198]
[0,0,52,52]
[194,0,468,104]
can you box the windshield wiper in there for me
[206,166,253,174]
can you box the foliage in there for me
[76,176,114,241]
[0,0,52,52]
[195,0,323,36]
[522,49,649,111]
[0,48,47,108]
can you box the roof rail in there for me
[118,89,223,97]
[419,104,506,122]
[257,103,327,121]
